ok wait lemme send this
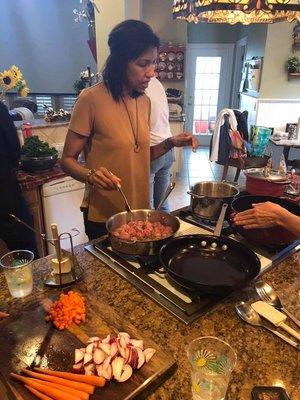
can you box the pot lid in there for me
[244,168,290,183]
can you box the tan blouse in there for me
[68,83,150,222]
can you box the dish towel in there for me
[210,108,238,162]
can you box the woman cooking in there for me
[61,20,197,240]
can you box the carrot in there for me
[34,368,106,387]
[45,291,86,330]
[10,373,81,400]
[24,378,89,400]
[21,369,95,394]
[25,385,53,400]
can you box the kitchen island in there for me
[0,245,299,400]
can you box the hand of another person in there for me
[0,311,9,321]
[233,201,287,229]
[88,167,121,190]
[171,132,199,152]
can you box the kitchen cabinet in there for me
[22,187,47,258]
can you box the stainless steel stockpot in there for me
[188,181,239,220]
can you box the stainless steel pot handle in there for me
[213,203,228,237]
[156,181,176,210]
[187,190,205,199]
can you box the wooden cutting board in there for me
[0,289,176,400]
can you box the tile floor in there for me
[168,146,246,211]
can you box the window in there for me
[193,57,221,135]
[63,96,77,112]
[36,95,53,115]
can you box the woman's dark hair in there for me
[103,20,160,101]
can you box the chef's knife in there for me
[252,301,300,341]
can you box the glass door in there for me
[186,44,234,146]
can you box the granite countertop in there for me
[17,163,67,190]
[14,118,70,129]
[0,246,299,400]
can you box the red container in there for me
[245,174,287,197]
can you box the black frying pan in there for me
[159,204,261,295]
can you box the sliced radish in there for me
[84,363,95,376]
[143,348,156,363]
[118,332,130,344]
[99,342,111,355]
[75,349,84,364]
[93,348,106,365]
[136,347,145,369]
[112,356,125,380]
[102,363,113,380]
[72,362,83,373]
[102,334,111,344]
[116,364,133,382]
[119,335,127,350]
[83,352,93,365]
[85,343,94,355]
[110,341,118,358]
[103,356,112,370]
[96,364,104,377]
[87,336,100,343]
[125,347,132,364]
[130,339,144,350]
[129,347,138,370]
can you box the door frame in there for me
[185,43,235,146]
[231,36,247,109]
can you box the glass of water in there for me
[187,336,237,400]
[0,250,34,298]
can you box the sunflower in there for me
[0,70,17,90]
[10,65,23,81]
[19,85,30,97]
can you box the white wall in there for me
[142,0,187,44]
[260,22,300,99]
[94,0,125,70]
[0,0,96,93]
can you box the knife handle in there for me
[279,322,300,341]
[283,308,300,329]
[265,326,299,349]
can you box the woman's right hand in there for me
[88,168,121,190]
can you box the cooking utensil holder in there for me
[43,230,83,287]
[8,214,83,287]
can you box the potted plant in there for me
[21,136,58,173]
[285,56,300,73]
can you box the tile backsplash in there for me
[256,99,300,130]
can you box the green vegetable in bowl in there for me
[21,136,58,158]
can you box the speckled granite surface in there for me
[0,246,299,400]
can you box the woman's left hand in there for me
[233,201,286,229]
[171,133,199,152]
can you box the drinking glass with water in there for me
[187,336,237,400]
[0,250,34,298]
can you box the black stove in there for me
[85,211,300,324]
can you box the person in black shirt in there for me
[0,101,38,258]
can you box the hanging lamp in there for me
[173,0,300,25]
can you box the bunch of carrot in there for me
[10,367,106,400]
[45,291,86,330]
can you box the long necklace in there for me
[122,97,140,153]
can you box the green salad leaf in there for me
[21,136,58,157]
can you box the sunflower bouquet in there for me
[0,65,30,101]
